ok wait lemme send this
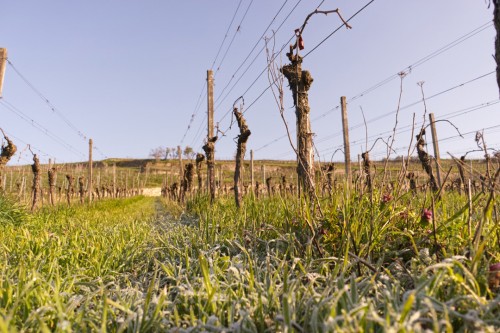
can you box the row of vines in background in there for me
[2,126,499,207]
[0,129,168,209]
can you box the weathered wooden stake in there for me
[250,150,254,196]
[341,96,352,187]
[204,69,216,202]
[125,171,129,197]
[357,154,363,195]
[0,48,7,98]
[467,179,473,236]
[177,145,183,181]
[112,163,116,198]
[88,138,93,203]
[428,113,442,188]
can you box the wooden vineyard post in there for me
[341,96,352,188]
[40,172,44,207]
[203,69,217,203]
[112,163,116,198]
[250,150,254,196]
[177,145,183,181]
[428,113,442,189]
[0,48,6,98]
[88,138,93,203]
[219,164,223,190]
[358,154,363,195]
[96,171,101,199]
[125,171,129,197]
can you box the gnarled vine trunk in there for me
[233,107,251,208]
[180,163,194,202]
[281,49,315,198]
[195,153,205,193]
[78,176,85,204]
[0,132,17,191]
[203,136,217,203]
[66,175,74,206]
[48,167,57,206]
[361,152,373,194]
[416,129,438,193]
[31,154,40,211]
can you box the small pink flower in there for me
[420,209,433,226]
[382,194,393,203]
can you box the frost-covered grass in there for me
[0,189,499,332]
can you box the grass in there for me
[0,181,499,331]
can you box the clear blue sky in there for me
[0,0,497,165]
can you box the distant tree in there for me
[172,147,179,159]
[184,146,195,160]
[164,147,172,160]
[150,146,165,162]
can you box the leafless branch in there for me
[360,106,368,152]
[382,72,407,188]
[215,122,225,138]
[330,148,344,162]
[417,81,428,132]
[298,9,352,36]
[232,96,244,110]
[265,34,298,156]
[27,144,34,156]
[368,137,390,154]
[423,119,463,138]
